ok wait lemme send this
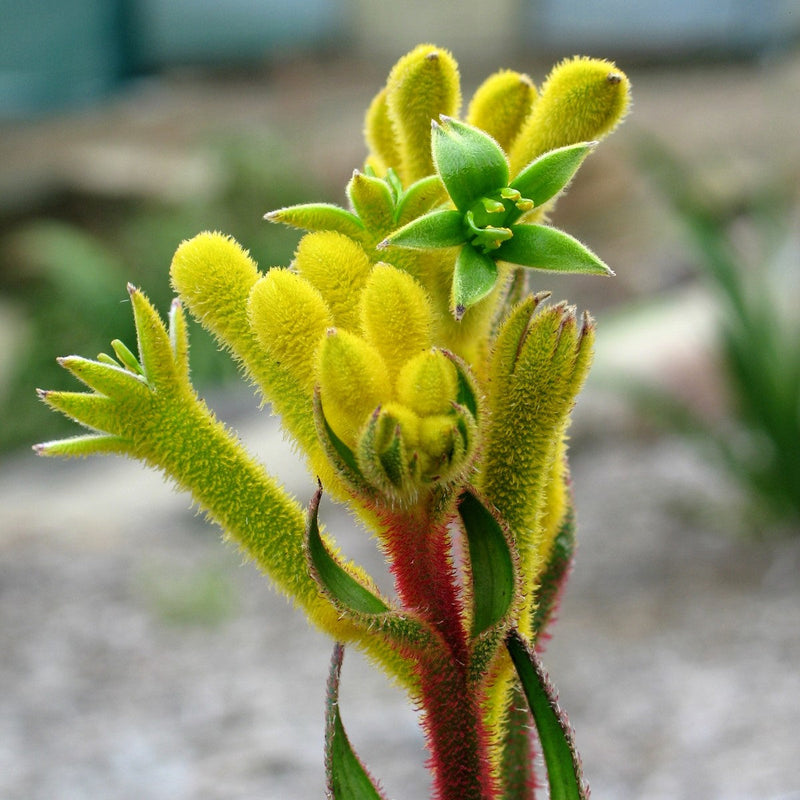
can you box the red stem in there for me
[379,502,497,800]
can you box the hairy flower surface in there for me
[36,44,630,800]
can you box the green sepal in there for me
[265,202,365,239]
[395,174,446,227]
[451,244,498,319]
[458,489,516,639]
[507,630,588,800]
[305,485,389,615]
[497,224,613,276]
[378,209,465,251]
[508,142,596,224]
[347,171,396,232]
[432,116,509,212]
[325,643,389,800]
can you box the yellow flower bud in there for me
[360,263,433,379]
[396,350,458,417]
[466,69,537,154]
[294,232,373,332]
[247,270,332,392]
[318,330,391,449]
[170,231,260,350]
[509,57,630,175]
[364,87,401,176]
[385,44,461,183]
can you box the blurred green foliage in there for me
[639,139,800,533]
[0,133,325,452]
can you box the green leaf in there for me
[305,486,389,615]
[458,489,516,638]
[325,643,388,800]
[451,244,498,319]
[509,142,596,223]
[379,209,465,251]
[506,630,588,800]
[432,116,509,212]
[498,224,613,276]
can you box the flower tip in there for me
[453,304,466,321]
[376,238,390,250]
[35,387,48,400]
[607,72,623,85]
[126,282,138,297]
[32,443,45,456]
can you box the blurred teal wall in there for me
[2,0,798,118]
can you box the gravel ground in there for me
[2,386,799,800]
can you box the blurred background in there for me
[2,2,799,799]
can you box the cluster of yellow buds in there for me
[249,235,478,502]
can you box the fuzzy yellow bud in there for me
[396,350,459,417]
[364,87,401,176]
[247,270,332,392]
[293,232,373,332]
[360,263,433,379]
[170,231,260,350]
[467,69,537,154]
[385,43,461,183]
[318,330,391,449]
[509,57,630,175]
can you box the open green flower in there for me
[379,116,612,318]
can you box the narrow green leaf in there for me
[458,489,516,638]
[507,630,588,800]
[509,142,596,223]
[498,224,613,276]
[325,643,388,800]
[305,486,389,616]
[379,209,465,251]
[432,116,509,212]
[451,245,498,319]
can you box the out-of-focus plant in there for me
[0,133,321,451]
[639,139,800,533]
[35,45,630,798]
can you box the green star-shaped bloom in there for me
[379,116,612,319]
